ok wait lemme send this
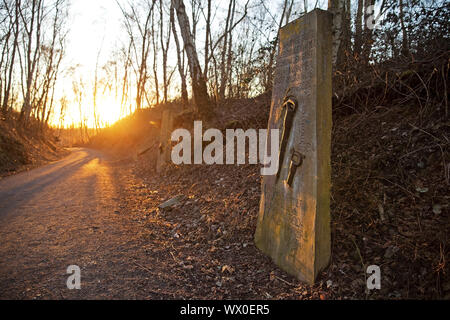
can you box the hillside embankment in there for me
[65,52,450,298]
[0,115,68,178]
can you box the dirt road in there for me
[0,148,317,300]
[0,148,167,299]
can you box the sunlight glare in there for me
[96,96,124,127]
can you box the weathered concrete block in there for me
[156,110,174,173]
[255,9,332,285]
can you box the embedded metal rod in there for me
[276,96,298,181]
[286,149,305,187]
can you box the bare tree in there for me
[329,0,345,66]
[1,0,20,115]
[172,0,211,117]
[119,42,132,116]
[190,0,201,43]
[72,77,85,141]
[218,0,234,100]
[57,95,67,131]
[170,2,188,106]
[151,5,160,105]
[92,48,102,132]
[117,0,155,110]
[37,0,67,129]
[225,0,236,98]
[19,0,45,123]
[203,0,211,77]
[399,0,409,56]
[354,0,364,57]
[362,0,376,61]
[159,0,172,104]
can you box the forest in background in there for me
[0,1,447,132]
[1,0,448,175]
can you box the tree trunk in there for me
[172,0,211,117]
[160,0,171,104]
[328,0,345,66]
[218,0,233,100]
[226,0,236,98]
[170,3,188,107]
[354,0,364,57]
[2,0,19,115]
[362,0,376,62]
[21,0,43,123]
[399,0,409,57]
[203,0,212,77]
[152,10,160,106]
[338,0,351,64]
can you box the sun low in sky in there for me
[51,0,330,129]
[54,0,126,128]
